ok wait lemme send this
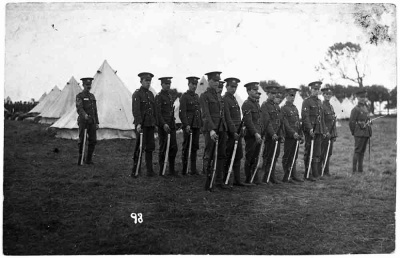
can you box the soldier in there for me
[223,77,247,187]
[349,89,371,173]
[242,82,265,185]
[131,72,157,177]
[321,87,337,177]
[301,81,326,181]
[200,71,233,190]
[179,76,202,175]
[155,77,179,177]
[281,88,304,183]
[76,77,99,165]
[261,85,285,184]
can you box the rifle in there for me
[79,124,88,165]
[225,110,250,185]
[322,116,336,176]
[185,110,198,175]
[205,111,223,191]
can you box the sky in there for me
[2,0,397,102]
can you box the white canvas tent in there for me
[51,60,135,139]
[29,86,61,114]
[341,98,355,119]
[196,76,208,96]
[5,96,12,103]
[38,92,47,103]
[40,77,82,124]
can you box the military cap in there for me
[265,85,280,94]
[285,88,299,95]
[186,76,200,84]
[159,77,173,84]
[308,81,323,89]
[218,81,226,88]
[244,82,260,90]
[224,77,241,87]
[80,77,94,85]
[355,88,367,97]
[205,71,222,81]
[321,87,333,94]
[138,72,154,80]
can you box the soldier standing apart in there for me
[321,87,337,177]
[179,76,202,175]
[301,81,326,181]
[76,77,99,165]
[242,82,264,185]
[261,85,285,184]
[281,88,304,183]
[200,71,231,190]
[155,77,179,177]
[131,72,157,177]
[223,77,247,187]
[349,89,371,173]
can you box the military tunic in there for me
[281,102,303,180]
[76,90,99,151]
[260,99,286,183]
[200,87,232,186]
[321,100,337,173]
[155,89,178,174]
[242,97,264,183]
[223,92,244,185]
[301,95,326,177]
[179,90,202,174]
[349,103,371,154]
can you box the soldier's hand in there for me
[96,124,99,130]
[332,137,337,142]
[272,134,279,141]
[255,133,262,144]
[233,132,239,140]
[136,124,142,133]
[325,132,331,139]
[185,125,191,133]
[309,129,315,138]
[210,130,218,141]
[163,124,171,133]
[293,132,299,139]
[84,114,89,120]
[241,126,246,137]
[300,138,304,144]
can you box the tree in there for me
[298,84,310,99]
[316,42,366,88]
[365,85,390,114]
[260,80,281,93]
[385,86,397,109]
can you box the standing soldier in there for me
[223,77,247,187]
[261,85,285,184]
[200,71,232,190]
[349,89,371,173]
[281,88,304,183]
[155,77,179,177]
[242,82,264,185]
[76,77,99,165]
[179,76,202,176]
[321,87,337,177]
[301,81,326,181]
[131,72,157,177]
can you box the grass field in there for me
[3,117,396,254]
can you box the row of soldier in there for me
[75,72,372,191]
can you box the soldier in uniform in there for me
[200,71,233,190]
[155,77,179,177]
[242,82,265,185]
[301,81,326,181]
[261,85,286,184]
[222,77,247,187]
[321,87,337,177]
[76,77,99,165]
[179,76,202,175]
[281,88,304,183]
[131,72,157,177]
[349,89,371,173]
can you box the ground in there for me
[2,117,396,254]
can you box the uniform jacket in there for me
[199,87,231,132]
[349,103,372,137]
[155,89,176,129]
[281,102,303,138]
[132,86,157,127]
[322,100,337,138]
[301,95,326,134]
[261,99,285,138]
[242,97,263,137]
[76,90,99,124]
[179,90,202,129]
[223,92,242,131]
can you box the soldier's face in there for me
[209,79,219,90]
[162,82,171,91]
[357,96,367,104]
[323,93,332,101]
[248,88,260,99]
[274,96,281,104]
[83,83,92,91]
[189,82,197,92]
[226,85,237,95]
[267,92,276,100]
[286,94,295,103]
[141,78,151,89]
[311,88,320,96]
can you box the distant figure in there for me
[76,77,99,165]
[349,89,371,173]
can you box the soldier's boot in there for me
[233,163,245,186]
[358,153,364,173]
[86,145,95,165]
[270,166,282,184]
[324,157,331,176]
[77,143,83,166]
[145,151,155,177]
[292,166,304,182]
[190,151,199,175]
[352,153,359,173]
[282,160,290,182]
[181,160,188,176]
[216,160,231,190]
[312,161,320,180]
[244,161,253,184]
[169,157,180,177]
